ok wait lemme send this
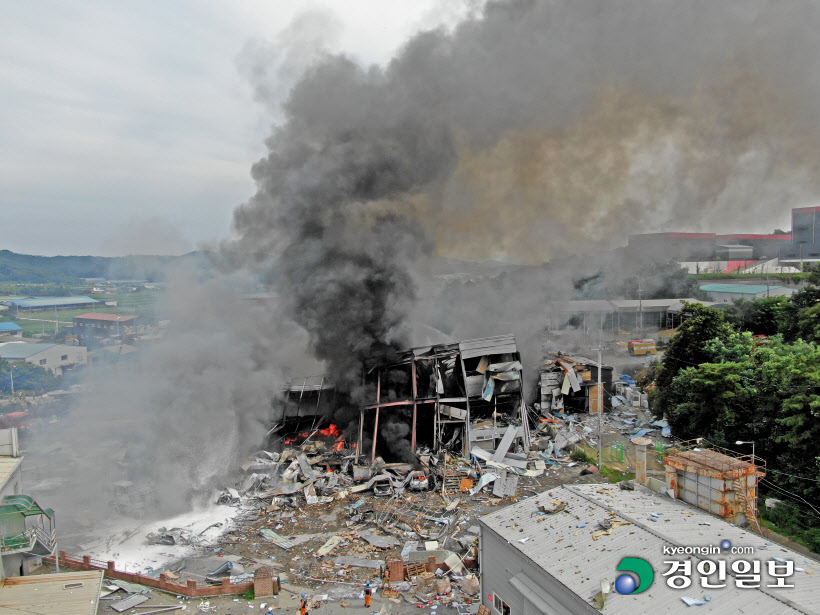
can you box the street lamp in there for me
[735,440,755,461]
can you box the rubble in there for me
[56,339,674,608]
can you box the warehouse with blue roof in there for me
[0,323,22,339]
[5,296,98,313]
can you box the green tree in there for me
[652,303,736,416]
[665,362,750,440]
[0,359,60,394]
[724,297,790,336]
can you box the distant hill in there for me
[0,250,209,283]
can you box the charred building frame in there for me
[356,335,530,463]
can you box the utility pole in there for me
[637,281,643,338]
[597,343,603,467]
[9,366,13,396]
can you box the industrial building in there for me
[479,480,818,615]
[699,283,797,303]
[357,334,529,462]
[548,298,719,334]
[73,312,138,345]
[539,353,613,414]
[0,570,103,614]
[783,205,820,262]
[0,342,87,376]
[0,429,57,579]
[0,323,22,340]
[625,232,792,262]
[5,296,99,314]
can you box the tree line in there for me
[650,272,820,550]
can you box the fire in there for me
[319,424,343,438]
[283,424,345,449]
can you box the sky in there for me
[0,1,476,256]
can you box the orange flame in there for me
[319,424,343,438]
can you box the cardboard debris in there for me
[316,535,344,557]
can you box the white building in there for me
[479,483,819,615]
[0,342,87,376]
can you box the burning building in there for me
[539,352,613,415]
[356,334,530,463]
[268,377,341,450]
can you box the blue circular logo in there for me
[615,574,637,595]
[721,540,731,549]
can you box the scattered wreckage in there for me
[135,336,672,605]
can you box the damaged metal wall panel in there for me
[490,425,518,463]
[358,334,528,462]
[492,470,518,498]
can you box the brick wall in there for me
[46,552,255,597]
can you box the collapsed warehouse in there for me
[267,335,530,464]
[357,334,530,463]
[538,352,614,415]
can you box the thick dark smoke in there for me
[232,55,456,386]
[234,0,820,384]
[35,0,820,543]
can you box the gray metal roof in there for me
[610,299,685,312]
[0,569,103,615]
[479,483,819,614]
[666,299,718,313]
[0,343,58,359]
[459,334,518,359]
[550,300,616,313]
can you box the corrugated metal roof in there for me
[0,323,22,332]
[74,312,137,322]
[479,484,819,614]
[459,334,518,359]
[0,457,22,492]
[700,284,782,294]
[610,299,682,312]
[666,299,720,313]
[9,296,98,308]
[0,570,103,615]
[0,343,58,359]
[716,234,792,240]
[551,300,616,313]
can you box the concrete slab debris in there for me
[111,593,150,612]
[334,556,384,569]
[357,530,398,549]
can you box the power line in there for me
[768,469,820,484]
[760,478,820,519]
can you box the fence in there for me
[45,551,259,598]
